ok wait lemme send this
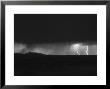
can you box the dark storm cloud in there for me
[14,14,97,44]
[14,14,97,55]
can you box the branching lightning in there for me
[70,43,81,55]
[85,45,89,55]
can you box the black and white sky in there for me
[14,14,97,44]
[14,14,97,76]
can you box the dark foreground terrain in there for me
[14,53,97,76]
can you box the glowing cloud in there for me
[14,42,96,55]
[70,43,89,55]
[14,43,28,54]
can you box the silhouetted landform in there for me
[15,52,47,56]
[14,53,97,76]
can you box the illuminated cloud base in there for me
[14,42,97,55]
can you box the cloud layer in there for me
[14,42,97,55]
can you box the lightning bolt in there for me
[70,43,89,55]
[85,45,89,55]
[70,43,81,55]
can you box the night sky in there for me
[14,14,97,76]
[14,14,97,44]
